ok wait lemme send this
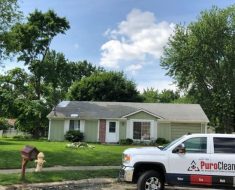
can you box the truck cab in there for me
[120,133,235,190]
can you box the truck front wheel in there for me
[137,170,164,190]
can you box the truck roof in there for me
[186,133,235,138]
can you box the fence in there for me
[1,128,26,138]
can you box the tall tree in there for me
[0,68,30,117]
[0,68,50,137]
[41,50,69,106]
[69,60,104,84]
[0,0,21,63]
[161,6,235,132]
[5,9,70,99]
[68,71,140,102]
[3,10,70,137]
[42,50,102,106]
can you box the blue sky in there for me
[3,0,235,92]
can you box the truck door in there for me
[210,137,235,188]
[167,137,211,186]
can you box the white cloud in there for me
[100,9,175,69]
[125,64,142,75]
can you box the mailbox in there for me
[21,145,39,161]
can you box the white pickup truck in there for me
[119,133,235,190]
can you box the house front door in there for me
[106,121,119,143]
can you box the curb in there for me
[0,166,120,174]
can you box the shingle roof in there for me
[47,101,209,123]
[48,101,209,122]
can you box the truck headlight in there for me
[123,154,131,163]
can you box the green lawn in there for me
[0,138,133,169]
[0,169,119,186]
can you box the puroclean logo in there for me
[200,161,235,171]
[188,160,200,171]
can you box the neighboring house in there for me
[47,101,209,142]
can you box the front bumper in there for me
[119,165,134,182]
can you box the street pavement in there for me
[0,166,227,190]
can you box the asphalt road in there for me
[0,180,226,190]
[100,183,226,190]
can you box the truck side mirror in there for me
[172,143,186,154]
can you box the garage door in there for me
[171,123,201,140]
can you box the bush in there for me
[119,138,133,145]
[0,118,10,130]
[12,134,32,140]
[65,130,84,142]
[155,138,169,145]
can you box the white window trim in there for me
[64,120,69,134]
[80,120,85,133]
[48,119,51,140]
[65,119,84,133]
[128,119,156,140]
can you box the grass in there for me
[0,169,119,186]
[0,138,133,169]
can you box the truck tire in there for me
[137,170,164,190]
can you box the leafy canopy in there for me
[0,0,22,62]
[161,6,235,132]
[68,71,141,102]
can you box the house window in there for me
[69,120,80,131]
[133,121,150,140]
[109,122,116,133]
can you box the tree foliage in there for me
[161,6,235,132]
[0,0,22,62]
[1,10,70,137]
[142,88,180,103]
[0,117,10,130]
[142,88,159,103]
[42,51,102,106]
[159,89,180,103]
[5,9,70,99]
[68,71,140,102]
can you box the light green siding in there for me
[127,111,158,120]
[84,120,98,142]
[157,122,171,141]
[171,123,201,140]
[49,120,65,141]
[119,121,126,140]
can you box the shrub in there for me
[119,138,133,145]
[64,130,84,142]
[12,134,32,140]
[0,118,10,130]
[155,138,169,145]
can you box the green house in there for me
[47,101,209,142]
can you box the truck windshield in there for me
[162,136,185,151]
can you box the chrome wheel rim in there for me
[145,177,161,190]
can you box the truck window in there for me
[214,137,235,154]
[183,137,207,153]
[162,136,185,151]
